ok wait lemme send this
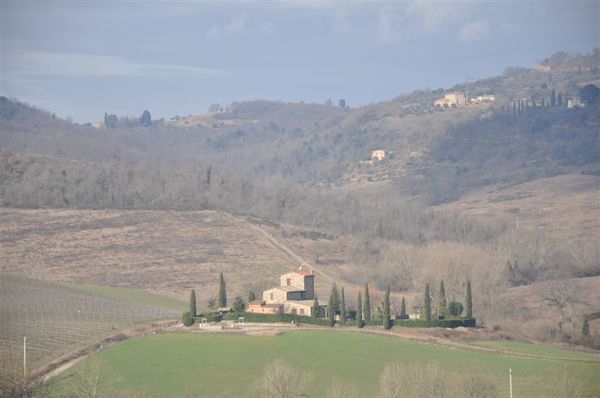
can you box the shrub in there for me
[223,312,330,326]
[448,301,464,317]
[181,311,194,327]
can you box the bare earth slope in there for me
[0,209,305,303]
[434,174,600,244]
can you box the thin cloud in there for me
[206,13,276,38]
[457,20,490,43]
[4,51,223,79]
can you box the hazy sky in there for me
[1,1,598,122]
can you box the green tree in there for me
[218,272,227,307]
[424,284,432,321]
[248,291,256,302]
[448,301,464,317]
[438,280,447,318]
[400,296,407,318]
[312,295,320,318]
[189,289,197,317]
[331,283,341,313]
[551,88,556,106]
[139,110,152,127]
[579,84,600,106]
[364,284,372,322]
[357,292,364,328]
[338,99,346,108]
[340,287,346,325]
[466,280,473,318]
[232,296,246,312]
[182,311,194,326]
[328,293,335,327]
[557,92,563,106]
[383,286,391,329]
[582,317,590,338]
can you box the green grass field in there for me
[62,283,187,312]
[471,340,599,361]
[50,331,600,398]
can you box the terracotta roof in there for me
[294,270,314,276]
[272,286,305,293]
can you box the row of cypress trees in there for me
[188,272,228,318]
[422,280,473,321]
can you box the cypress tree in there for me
[328,293,335,327]
[357,292,364,328]
[466,280,473,318]
[189,289,197,317]
[248,291,256,302]
[218,272,227,307]
[331,283,341,312]
[438,280,447,318]
[400,296,407,318]
[551,89,556,106]
[558,92,563,106]
[364,284,371,322]
[383,286,391,329]
[340,287,346,325]
[312,295,319,318]
[582,318,590,338]
[424,284,432,321]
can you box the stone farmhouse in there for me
[248,268,323,317]
[434,92,466,107]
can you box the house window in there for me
[270,293,273,300]
[299,308,305,315]
[286,278,291,286]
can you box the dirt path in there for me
[225,213,336,286]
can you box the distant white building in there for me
[371,150,387,161]
[568,97,585,108]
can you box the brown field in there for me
[435,174,600,244]
[0,208,311,305]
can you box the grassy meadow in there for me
[50,331,600,397]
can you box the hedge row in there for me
[222,312,331,326]
[392,318,476,328]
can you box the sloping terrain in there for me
[0,274,177,371]
[0,209,310,303]
[435,174,600,245]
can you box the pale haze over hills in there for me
[0,1,598,122]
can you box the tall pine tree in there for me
[364,284,371,322]
[248,291,256,302]
[312,295,320,318]
[331,283,341,313]
[218,273,227,307]
[466,280,473,318]
[383,286,391,329]
[190,289,197,317]
[400,296,407,318]
[340,287,346,325]
[328,293,335,327]
[438,280,447,318]
[424,284,432,321]
[551,89,556,106]
[357,292,363,328]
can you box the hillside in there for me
[1,50,599,349]
[0,274,178,371]
[0,208,339,303]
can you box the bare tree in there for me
[379,362,405,398]
[67,357,119,398]
[255,359,312,398]
[541,279,577,337]
[457,374,498,398]
[327,377,357,398]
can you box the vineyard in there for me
[0,274,178,372]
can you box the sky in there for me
[1,1,598,122]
